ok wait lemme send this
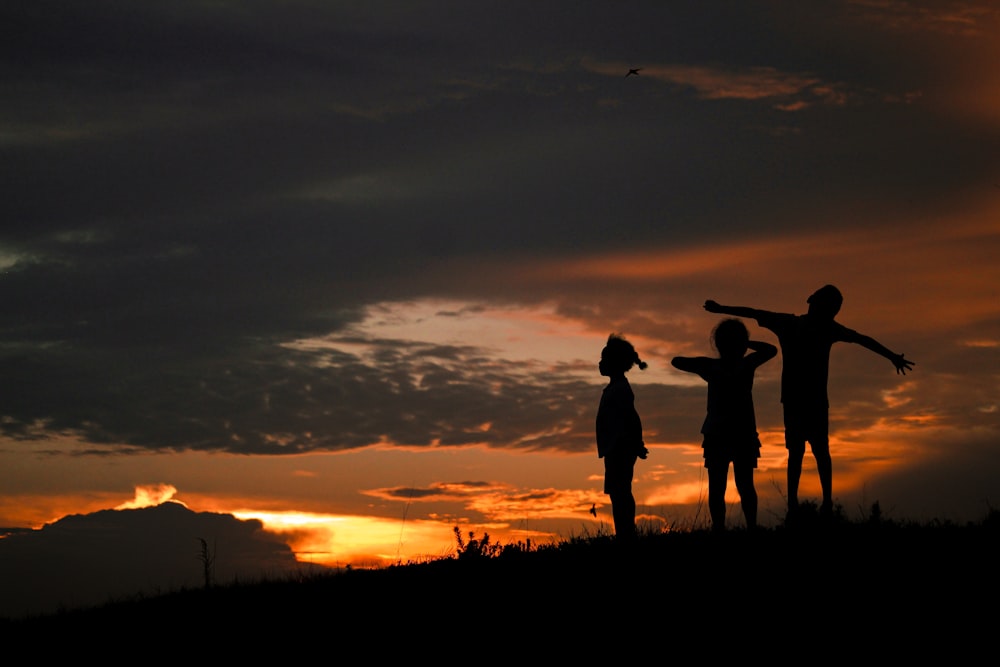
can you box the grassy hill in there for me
[4,505,996,658]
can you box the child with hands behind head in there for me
[672,319,777,532]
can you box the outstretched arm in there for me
[671,356,698,373]
[704,300,769,321]
[854,333,915,375]
[671,356,710,380]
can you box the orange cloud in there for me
[116,484,181,510]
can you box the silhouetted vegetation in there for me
[197,537,216,589]
[3,506,997,656]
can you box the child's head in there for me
[807,284,843,319]
[599,333,647,376]
[712,318,749,359]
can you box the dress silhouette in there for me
[705,285,914,517]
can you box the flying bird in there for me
[589,503,597,517]
[625,68,641,78]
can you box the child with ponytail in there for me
[595,333,649,542]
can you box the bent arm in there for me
[854,333,915,375]
[748,340,778,362]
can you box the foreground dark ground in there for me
[5,508,996,657]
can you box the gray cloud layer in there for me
[0,501,309,618]
[2,2,998,455]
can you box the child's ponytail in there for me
[606,333,647,372]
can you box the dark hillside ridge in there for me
[5,512,996,659]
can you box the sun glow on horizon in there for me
[231,509,463,567]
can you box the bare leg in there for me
[786,445,805,511]
[734,465,757,531]
[708,464,729,532]
[610,492,636,541]
[815,443,833,514]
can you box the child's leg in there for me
[785,441,805,510]
[707,463,729,531]
[610,491,636,540]
[812,438,833,512]
[733,464,757,530]
[605,456,637,540]
[783,406,807,511]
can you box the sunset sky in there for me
[2,1,999,588]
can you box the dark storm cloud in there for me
[0,329,610,454]
[0,501,310,618]
[2,2,998,454]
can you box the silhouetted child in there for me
[672,318,777,532]
[596,333,649,542]
[705,285,915,518]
